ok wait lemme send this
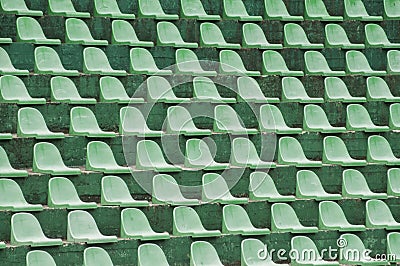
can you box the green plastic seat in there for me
[157,21,198,48]
[325,24,365,49]
[68,210,118,244]
[190,241,224,266]
[202,173,249,204]
[70,107,116,138]
[346,50,386,76]
[120,107,163,137]
[136,140,182,172]
[18,107,65,139]
[176,49,217,76]
[200,22,241,49]
[138,0,178,20]
[323,136,367,166]
[388,168,400,196]
[0,37,11,43]
[319,201,366,231]
[17,17,61,45]
[0,47,29,75]
[153,174,200,205]
[347,104,389,132]
[0,179,43,211]
[259,104,302,134]
[271,203,319,233]
[26,250,56,266]
[86,141,131,173]
[223,0,262,21]
[263,51,304,76]
[34,46,79,76]
[387,232,400,262]
[231,137,276,169]
[242,238,287,266]
[130,48,173,75]
[0,133,11,140]
[282,77,324,103]
[249,172,295,202]
[185,139,229,170]
[242,23,283,49]
[223,204,270,235]
[366,199,400,229]
[180,0,220,20]
[166,106,212,135]
[365,24,400,48]
[101,175,149,207]
[94,0,135,19]
[384,0,400,19]
[112,20,153,47]
[296,170,342,200]
[51,76,96,104]
[33,142,81,175]
[100,76,144,103]
[48,177,97,209]
[219,50,260,76]
[344,0,383,21]
[343,169,389,199]
[390,103,400,129]
[66,18,108,45]
[324,77,366,102]
[0,75,45,104]
[305,0,343,21]
[121,208,170,240]
[11,213,63,247]
[0,0,43,16]
[214,105,258,135]
[284,23,324,49]
[291,236,340,266]
[387,50,400,75]
[0,146,28,177]
[138,244,170,266]
[367,135,400,165]
[304,51,345,76]
[237,76,279,103]
[84,247,114,266]
[264,0,303,21]
[367,77,400,102]
[83,47,126,76]
[173,206,221,237]
[48,0,90,18]
[278,137,322,167]
[147,76,190,103]
[304,105,347,133]
[193,77,235,103]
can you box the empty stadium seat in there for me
[304,0,343,21]
[86,141,131,173]
[138,0,178,19]
[17,107,64,139]
[185,139,229,170]
[83,47,126,76]
[342,169,389,199]
[101,175,149,207]
[202,173,248,204]
[278,137,322,167]
[366,199,400,229]
[51,76,96,104]
[0,146,28,177]
[121,208,170,240]
[345,0,383,20]
[0,47,29,75]
[136,140,182,171]
[48,0,90,17]
[223,204,270,235]
[173,206,221,237]
[324,77,366,102]
[0,75,45,104]
[346,50,386,76]
[237,76,280,103]
[11,213,63,246]
[282,77,323,103]
[388,168,400,196]
[291,236,340,266]
[17,17,61,44]
[146,76,190,103]
[384,0,400,19]
[70,107,116,137]
[296,170,342,200]
[84,247,114,266]
[152,174,200,205]
[319,201,366,231]
[249,172,295,202]
[100,76,144,103]
[66,18,108,45]
[259,104,302,134]
[365,24,400,48]
[390,103,400,129]
[26,250,56,266]
[223,0,262,21]
[367,77,400,102]
[264,0,303,21]
[303,105,347,133]
[130,48,173,75]
[387,232,400,262]
[176,49,217,76]
[0,0,43,16]
[119,107,163,137]
[324,24,365,49]
[323,136,367,166]
[304,51,345,76]
[0,178,43,211]
[190,241,224,266]
[263,50,304,76]
[94,0,135,19]
[157,22,198,48]
[219,50,260,76]
[214,105,258,134]
[138,243,170,266]
[112,20,153,47]
[346,104,389,132]
[284,23,324,49]
[34,46,79,76]
[230,137,275,169]
[180,0,220,20]
[271,203,319,233]
[48,177,97,209]
[166,106,212,135]
[241,238,287,266]
[193,77,235,102]
[200,22,241,49]
[68,210,118,244]
[387,50,400,75]
[242,23,283,49]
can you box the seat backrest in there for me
[304,104,331,128]
[0,47,16,70]
[176,48,201,67]
[87,141,120,167]
[291,236,320,262]
[153,174,185,202]
[51,76,82,100]
[279,137,308,162]
[214,105,244,130]
[249,172,281,196]
[0,178,29,206]
[35,46,64,70]
[49,0,77,13]
[285,23,309,44]
[26,250,56,266]
[121,208,154,234]
[139,0,165,15]
[49,177,81,204]
[343,169,371,194]
[70,106,100,132]
[138,243,170,266]
[260,104,289,130]
[84,247,114,266]
[0,146,16,170]
[296,170,326,196]
[193,76,221,99]
[324,136,351,159]
[344,0,369,17]
[282,77,309,98]
[224,0,249,17]
[201,23,226,44]
[202,173,232,201]
[347,104,374,126]
[12,212,47,240]
[173,206,206,232]
[384,0,400,17]
[0,75,31,100]
[387,232,400,256]
[305,0,329,16]
[305,51,331,71]
[231,137,260,163]
[388,168,400,193]
[131,48,159,71]
[366,199,396,224]
[243,23,267,45]
[84,47,112,70]
[272,203,302,227]
[368,135,395,158]
[137,140,168,165]
[94,0,121,14]
[340,233,366,257]
[190,241,223,266]
[325,24,351,45]
[220,50,246,72]
[34,142,67,169]
[120,106,150,133]
[68,210,102,237]
[223,204,253,229]
[112,20,139,43]
[346,50,372,71]
[146,76,175,100]
[181,0,207,16]
[1,0,30,11]
[17,17,46,40]
[167,106,197,131]
[237,76,266,100]
[263,50,289,71]
[102,175,132,202]
[365,23,390,44]
[100,76,129,99]
[388,50,400,71]
[18,107,49,134]
[186,139,214,165]
[324,77,353,99]
[319,201,350,226]
[241,238,273,265]
[66,18,93,40]
[157,21,183,43]
[264,0,291,17]
[367,77,393,99]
